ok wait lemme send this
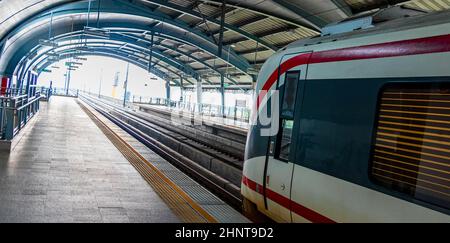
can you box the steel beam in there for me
[136,0,278,51]
[30,45,174,82]
[217,0,227,58]
[223,25,297,46]
[1,0,251,76]
[35,50,173,84]
[331,0,353,17]
[193,0,321,31]
[272,0,328,28]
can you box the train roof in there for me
[284,7,450,52]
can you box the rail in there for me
[132,96,251,123]
[80,91,251,123]
[79,93,244,209]
[0,88,28,97]
[52,88,79,98]
[0,93,41,140]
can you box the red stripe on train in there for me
[242,176,335,223]
[256,33,450,109]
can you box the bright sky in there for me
[38,56,253,108]
[38,56,169,99]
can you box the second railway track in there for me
[79,94,247,210]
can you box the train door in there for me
[263,52,310,222]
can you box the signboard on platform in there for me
[235,100,247,108]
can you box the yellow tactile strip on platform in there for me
[78,101,218,223]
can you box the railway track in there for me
[79,94,246,210]
[137,104,248,146]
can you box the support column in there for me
[64,68,72,96]
[166,80,171,107]
[25,71,32,98]
[123,63,130,107]
[196,79,202,113]
[148,30,155,72]
[66,69,71,96]
[217,0,226,58]
[220,74,225,116]
[180,76,184,103]
[31,73,37,97]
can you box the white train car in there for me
[241,6,450,223]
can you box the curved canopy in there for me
[1,0,449,89]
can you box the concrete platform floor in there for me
[0,96,180,223]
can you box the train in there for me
[241,6,450,222]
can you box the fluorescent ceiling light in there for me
[48,57,59,62]
[46,53,60,58]
[84,27,110,38]
[39,39,58,47]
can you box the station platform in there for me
[0,96,248,223]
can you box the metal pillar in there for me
[66,68,71,96]
[217,0,227,58]
[252,75,257,91]
[123,62,130,107]
[165,80,171,107]
[25,71,32,98]
[96,0,102,28]
[196,79,202,112]
[220,74,225,116]
[148,30,155,72]
[180,76,184,103]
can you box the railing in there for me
[0,93,41,140]
[0,88,28,97]
[80,91,134,107]
[52,88,79,98]
[80,91,251,123]
[132,96,251,123]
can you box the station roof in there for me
[0,0,449,89]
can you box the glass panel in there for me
[371,83,450,210]
[279,120,294,161]
[281,71,300,119]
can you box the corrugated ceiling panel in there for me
[261,27,317,46]
[196,4,220,17]
[168,0,194,8]
[233,40,259,50]
[242,50,274,62]
[225,10,260,26]
[156,6,178,16]
[344,0,380,9]
[220,31,240,42]
[241,18,287,34]
[404,0,450,11]
[205,58,227,67]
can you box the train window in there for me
[277,119,294,161]
[281,71,300,119]
[370,83,450,210]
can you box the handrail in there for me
[16,96,41,111]
[1,92,42,141]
